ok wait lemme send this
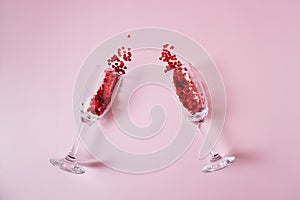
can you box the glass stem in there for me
[198,121,220,159]
[210,150,218,157]
[67,122,90,161]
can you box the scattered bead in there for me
[87,69,121,116]
[159,44,205,115]
[87,45,132,116]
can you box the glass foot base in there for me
[201,156,236,173]
[50,157,85,174]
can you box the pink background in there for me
[1,0,300,199]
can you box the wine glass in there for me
[50,67,122,174]
[170,64,236,173]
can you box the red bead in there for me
[87,69,121,116]
[159,45,205,115]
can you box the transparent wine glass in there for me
[170,64,236,173]
[50,67,122,174]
